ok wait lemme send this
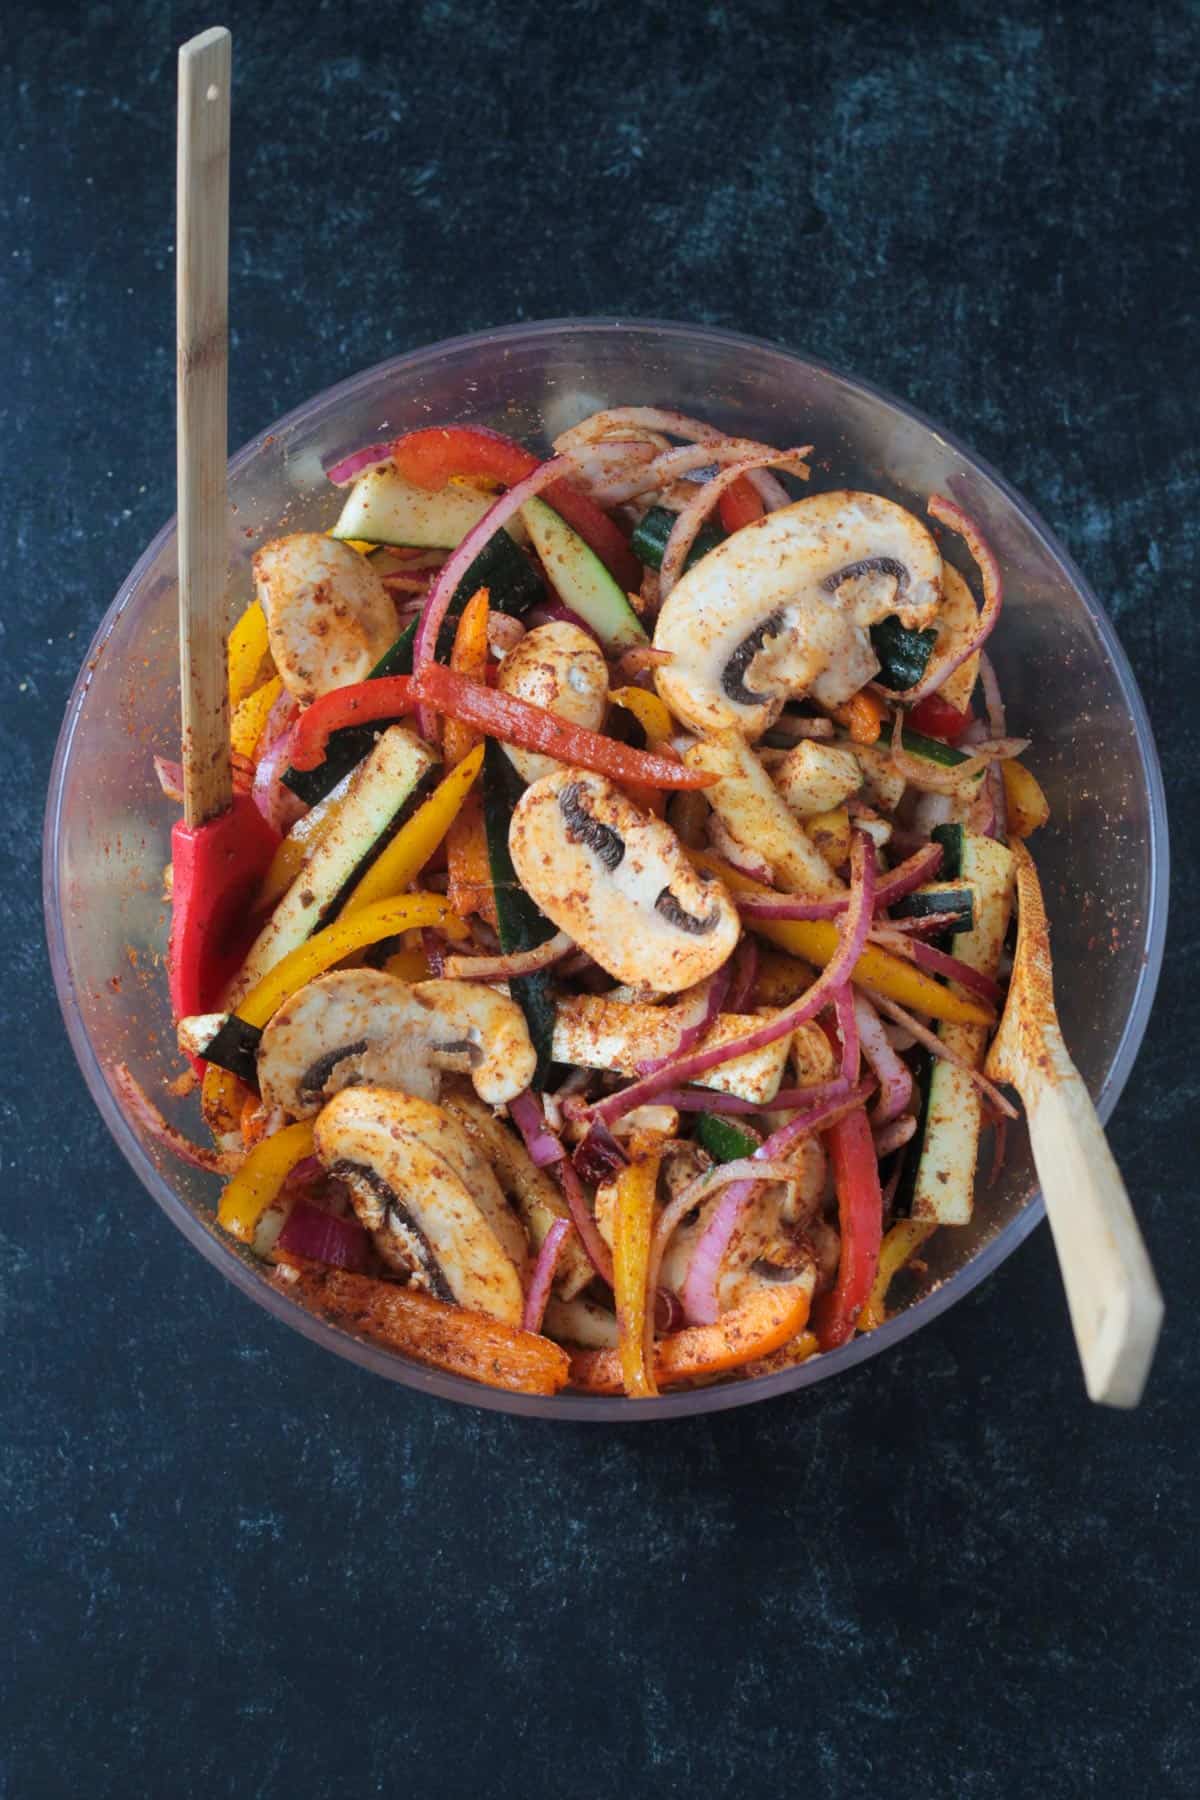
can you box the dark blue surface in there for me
[5,2,1198,1794]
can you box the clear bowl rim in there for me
[43,315,1170,1421]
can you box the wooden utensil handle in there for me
[177,27,233,827]
[1025,1043,1163,1408]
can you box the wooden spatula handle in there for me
[1024,1039,1163,1407]
[177,27,233,827]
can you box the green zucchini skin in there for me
[481,740,559,1087]
[897,723,971,769]
[889,1048,933,1221]
[282,534,543,805]
[694,1113,759,1164]
[870,615,937,690]
[931,821,965,880]
[200,1015,262,1086]
[891,882,975,934]
[630,505,724,572]
[522,499,645,651]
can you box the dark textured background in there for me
[5,1,1198,1794]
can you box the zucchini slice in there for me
[870,615,938,691]
[283,533,542,808]
[332,462,505,549]
[521,497,646,652]
[630,503,724,573]
[481,739,559,1087]
[931,821,965,880]
[226,726,437,1006]
[907,833,1016,1226]
[695,1114,759,1164]
[890,880,975,935]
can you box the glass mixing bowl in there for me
[44,319,1168,1420]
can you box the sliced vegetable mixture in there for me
[137,408,1050,1398]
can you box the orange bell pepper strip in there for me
[389,423,641,591]
[412,663,714,790]
[445,590,499,924]
[717,474,765,533]
[810,1107,884,1349]
[612,1150,663,1397]
[569,1279,815,1394]
[830,689,886,744]
[273,1256,571,1396]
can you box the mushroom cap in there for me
[253,532,397,705]
[257,969,536,1117]
[508,767,739,992]
[653,491,943,740]
[314,1086,526,1322]
[496,621,609,784]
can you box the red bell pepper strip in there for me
[389,424,641,591]
[287,677,416,772]
[811,1106,884,1349]
[169,794,281,1064]
[411,661,715,791]
[718,474,766,534]
[907,692,973,744]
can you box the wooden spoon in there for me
[985,839,1162,1406]
[168,28,278,1044]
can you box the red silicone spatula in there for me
[168,27,278,1036]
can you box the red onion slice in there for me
[676,1162,797,1326]
[556,1158,615,1287]
[753,1078,877,1160]
[590,437,789,506]
[154,755,185,802]
[873,1115,918,1158]
[647,1080,851,1115]
[508,1088,566,1168]
[635,963,732,1077]
[325,442,392,487]
[411,455,574,734]
[866,990,1019,1120]
[978,652,1007,738]
[441,931,573,983]
[277,1199,371,1272]
[553,408,792,514]
[252,716,307,835]
[868,928,1004,1007]
[522,1216,572,1332]
[888,710,1030,796]
[112,1063,243,1173]
[834,984,859,1084]
[854,992,914,1125]
[735,842,942,923]
[588,830,877,1130]
[659,450,813,597]
[882,494,1004,704]
[725,936,759,1014]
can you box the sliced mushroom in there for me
[256,969,535,1117]
[508,767,739,992]
[495,621,609,783]
[253,533,397,705]
[653,492,942,740]
[314,1086,526,1322]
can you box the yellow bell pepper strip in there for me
[227,601,271,707]
[805,805,852,870]
[751,949,817,1007]
[1001,758,1050,838]
[612,1149,663,1397]
[340,743,484,918]
[569,1280,814,1394]
[857,1219,937,1332]
[201,1062,249,1139]
[272,1256,571,1395]
[218,1119,315,1243]
[230,674,284,760]
[382,945,432,983]
[237,894,468,1031]
[690,851,993,1028]
[609,684,674,747]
